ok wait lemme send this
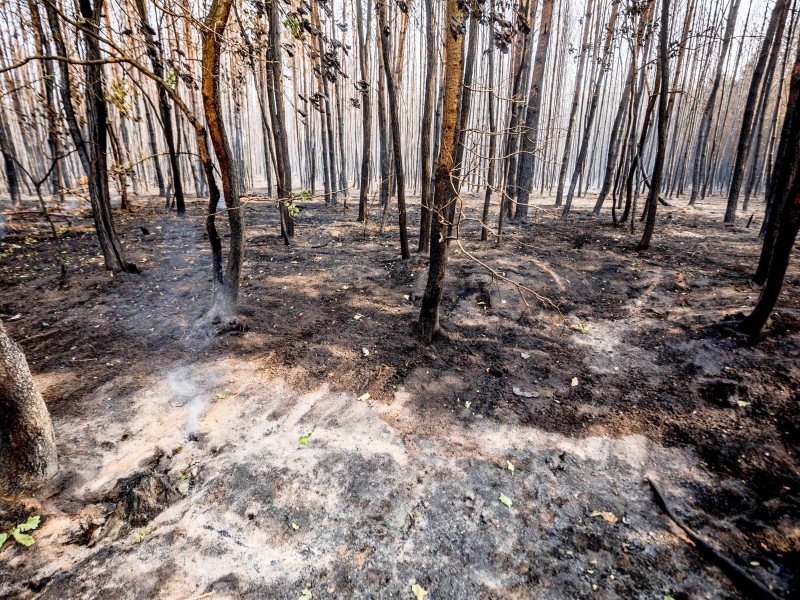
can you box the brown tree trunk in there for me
[0,323,57,493]
[202,0,244,325]
[419,0,466,343]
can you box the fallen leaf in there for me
[298,589,312,600]
[353,313,363,320]
[520,352,531,359]
[750,561,760,567]
[291,523,300,531]
[735,400,750,407]
[570,323,590,334]
[358,393,371,402]
[464,400,471,409]
[411,583,428,600]
[299,432,312,446]
[499,493,513,507]
[589,511,619,524]
[361,347,370,357]
[571,377,579,387]
[664,595,675,600]
[512,387,540,398]
[507,461,515,475]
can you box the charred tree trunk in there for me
[637,0,671,250]
[356,0,372,224]
[418,0,437,251]
[134,0,185,215]
[555,0,594,207]
[562,0,620,217]
[78,0,138,273]
[0,108,20,207]
[725,0,788,223]
[377,0,410,259]
[419,0,466,343]
[0,323,57,493]
[514,0,555,221]
[739,37,800,336]
[688,0,741,206]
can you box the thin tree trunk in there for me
[638,0,671,250]
[419,0,466,343]
[514,0,555,221]
[377,0,410,259]
[725,0,788,223]
[562,0,619,217]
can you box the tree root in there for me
[647,478,781,600]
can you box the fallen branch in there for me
[647,478,781,600]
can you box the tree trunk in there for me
[739,36,800,337]
[265,0,294,240]
[78,0,138,273]
[419,0,466,343]
[593,1,655,216]
[418,0,437,251]
[356,0,372,224]
[687,0,741,206]
[514,0,555,221]
[637,0,671,250]
[562,0,620,217]
[377,0,410,259]
[555,0,594,207]
[0,107,20,206]
[0,323,57,494]
[753,34,800,286]
[134,0,185,214]
[725,0,788,223]
[202,0,244,324]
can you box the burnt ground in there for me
[0,189,798,599]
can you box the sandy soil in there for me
[0,190,797,599]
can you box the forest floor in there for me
[0,190,798,599]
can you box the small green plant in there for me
[283,13,303,39]
[298,431,312,446]
[0,515,41,549]
[131,527,151,544]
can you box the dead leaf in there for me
[571,377,579,387]
[358,393,371,402]
[589,511,619,524]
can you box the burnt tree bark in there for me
[202,0,245,325]
[419,0,466,343]
[514,0,555,221]
[377,0,410,259]
[637,0,671,250]
[725,0,788,223]
[739,35,800,336]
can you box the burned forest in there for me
[1,0,800,598]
